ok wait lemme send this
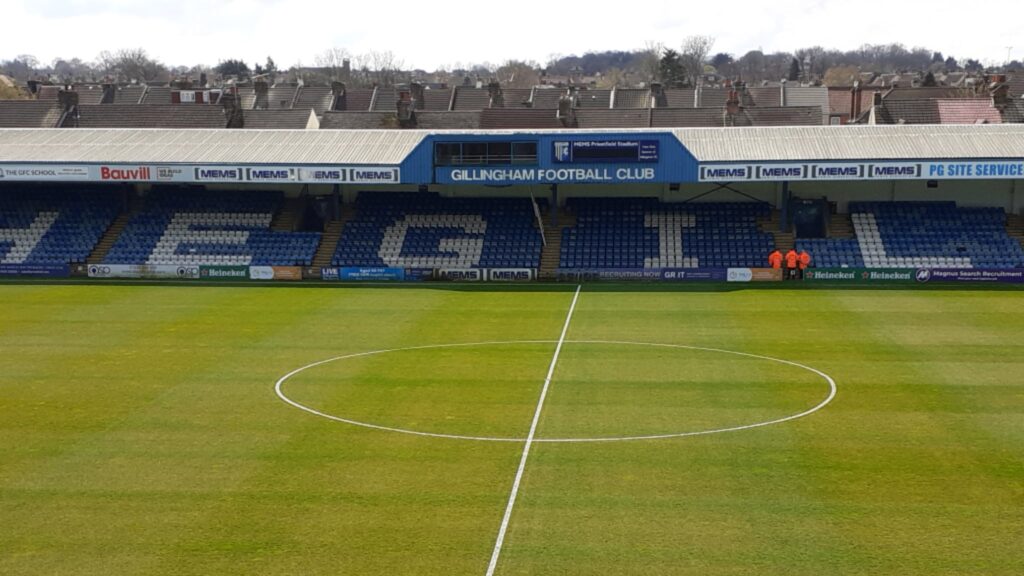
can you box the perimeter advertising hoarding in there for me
[804,268,916,282]
[0,263,70,277]
[199,265,249,281]
[87,264,200,279]
[338,267,406,281]
[727,268,783,282]
[488,269,535,282]
[437,269,484,282]
[249,266,303,281]
[915,269,1024,283]
[556,268,729,282]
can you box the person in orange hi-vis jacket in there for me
[784,248,799,281]
[798,249,812,280]
[768,248,783,270]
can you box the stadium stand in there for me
[104,189,319,266]
[796,202,1024,269]
[559,199,774,269]
[333,192,542,269]
[0,187,119,264]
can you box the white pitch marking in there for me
[275,341,838,444]
[485,284,582,576]
[274,340,559,443]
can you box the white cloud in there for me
[1,0,1020,70]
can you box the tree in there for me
[96,48,167,82]
[964,58,983,72]
[932,51,944,64]
[313,48,352,83]
[595,67,627,89]
[659,49,685,88]
[737,50,766,82]
[922,71,937,86]
[495,60,541,88]
[639,41,664,83]
[215,59,250,79]
[944,56,959,70]
[788,57,801,81]
[51,58,96,83]
[823,66,859,86]
[2,55,40,80]
[680,35,715,86]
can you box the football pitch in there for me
[1,282,1022,575]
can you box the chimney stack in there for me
[850,81,862,121]
[557,96,577,128]
[222,90,243,128]
[331,81,347,111]
[487,81,503,108]
[254,80,269,110]
[57,88,79,112]
[410,82,426,110]
[991,83,1010,107]
[650,82,667,108]
[397,89,416,127]
[725,89,741,115]
[101,83,116,104]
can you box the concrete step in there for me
[87,210,134,264]
[271,197,305,232]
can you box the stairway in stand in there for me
[538,208,576,280]
[271,196,305,232]
[1007,213,1024,251]
[758,209,795,252]
[312,203,355,268]
[828,212,855,239]
[87,196,142,265]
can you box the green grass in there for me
[1,283,1022,575]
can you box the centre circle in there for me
[274,340,837,443]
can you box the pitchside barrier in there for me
[320,268,536,282]
[0,264,70,277]
[806,268,1024,284]
[7,264,1021,284]
[556,268,782,283]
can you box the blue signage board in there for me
[339,267,406,281]
[553,140,659,164]
[0,263,70,277]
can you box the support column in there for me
[780,181,791,232]
[550,184,558,227]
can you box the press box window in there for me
[434,141,538,166]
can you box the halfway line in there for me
[485,284,582,576]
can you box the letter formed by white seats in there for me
[644,211,697,269]
[0,211,58,264]
[379,214,486,269]
[148,212,269,265]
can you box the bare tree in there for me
[51,57,98,83]
[496,60,540,88]
[367,50,407,87]
[680,35,715,86]
[96,48,166,82]
[313,47,351,81]
[639,41,665,83]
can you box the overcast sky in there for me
[3,0,1020,70]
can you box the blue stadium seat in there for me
[0,187,119,264]
[333,192,543,269]
[559,198,774,269]
[799,202,1023,269]
[104,189,319,266]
